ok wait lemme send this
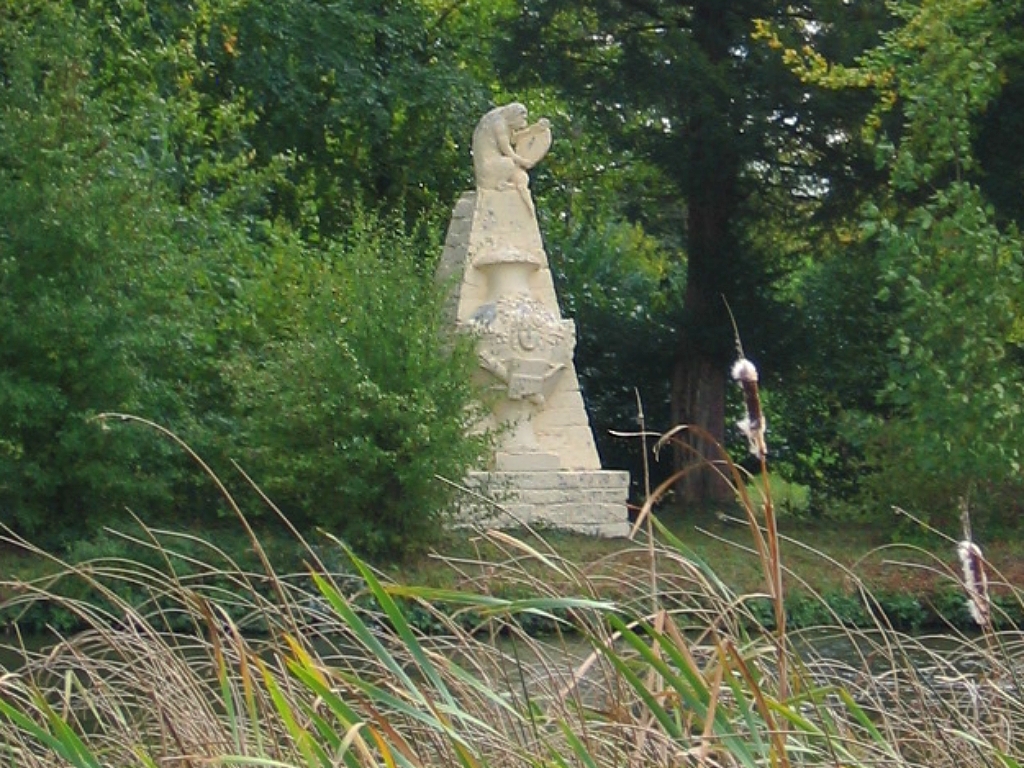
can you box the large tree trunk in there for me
[671,352,730,503]
[670,200,734,504]
[668,1,744,505]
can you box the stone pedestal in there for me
[458,470,631,538]
[437,103,629,538]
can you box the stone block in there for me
[454,469,630,538]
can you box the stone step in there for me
[454,469,630,538]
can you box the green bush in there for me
[228,213,490,559]
[745,474,811,518]
[0,4,486,560]
[0,3,193,541]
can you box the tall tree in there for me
[0,0,204,538]
[774,0,1024,524]
[160,0,494,235]
[502,0,887,502]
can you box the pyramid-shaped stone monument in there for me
[437,103,629,537]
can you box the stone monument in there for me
[437,103,630,537]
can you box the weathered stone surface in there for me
[438,103,629,538]
[455,470,631,538]
[439,190,602,472]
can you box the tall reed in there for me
[0,404,1021,767]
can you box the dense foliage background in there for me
[0,0,490,557]
[2,0,1023,557]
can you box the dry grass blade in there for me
[1,410,1022,767]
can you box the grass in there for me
[2,500,1022,767]
[399,504,1024,630]
[1,389,1023,766]
[5,502,1022,636]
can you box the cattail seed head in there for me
[732,358,767,459]
[957,540,990,628]
[731,359,758,383]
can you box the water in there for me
[0,630,64,672]
[3,626,1020,686]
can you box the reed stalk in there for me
[0,394,1020,767]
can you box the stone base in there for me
[495,451,561,471]
[454,470,631,538]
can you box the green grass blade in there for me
[300,708,343,754]
[715,646,768,754]
[653,630,767,756]
[651,516,736,597]
[557,720,600,768]
[0,696,98,768]
[214,653,245,754]
[309,571,424,703]
[28,691,103,768]
[599,616,683,739]
[430,654,526,722]
[259,657,330,768]
[131,748,161,768]
[833,687,896,751]
[606,615,762,767]
[330,666,488,755]
[340,543,460,713]
[777,685,902,764]
[285,659,370,768]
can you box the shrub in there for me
[228,212,490,559]
[745,473,811,518]
[0,3,193,542]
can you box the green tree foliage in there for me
[226,214,489,558]
[161,0,493,235]
[501,0,890,502]
[502,1,757,502]
[0,0,491,556]
[778,0,1024,525]
[973,6,1024,227]
[0,1,192,538]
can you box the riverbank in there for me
[4,506,1022,637]
[401,506,1024,633]
[3,509,1021,768]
